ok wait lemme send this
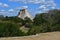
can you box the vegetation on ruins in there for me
[0,9,60,37]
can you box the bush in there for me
[27,25,49,35]
[0,22,25,37]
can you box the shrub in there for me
[0,22,25,37]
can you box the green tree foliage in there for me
[27,26,41,35]
[23,17,33,28]
[2,16,24,26]
[0,15,4,20]
[0,9,60,36]
[47,9,60,31]
[28,9,60,35]
[33,13,48,26]
[4,16,24,23]
[0,22,25,37]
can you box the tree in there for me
[0,15,4,20]
[33,9,60,33]
[0,22,25,37]
[33,13,48,26]
[23,17,33,28]
[47,9,60,31]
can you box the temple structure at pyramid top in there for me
[17,9,33,20]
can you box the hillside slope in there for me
[0,32,60,40]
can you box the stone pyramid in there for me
[18,9,32,20]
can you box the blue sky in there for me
[0,0,60,17]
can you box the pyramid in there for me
[18,9,32,20]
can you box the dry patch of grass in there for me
[0,32,60,40]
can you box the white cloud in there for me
[9,0,45,4]
[36,0,56,12]
[31,0,45,4]
[15,6,28,10]
[0,9,15,16]
[0,10,6,15]
[0,12,8,13]
[0,9,14,14]
[22,6,28,9]
[0,10,5,12]
[39,5,46,9]
[8,9,14,12]
[9,0,56,8]
[9,0,56,13]
[51,6,55,9]
[0,3,2,6]
[3,4,9,7]
[0,3,9,7]
[9,0,55,4]
[38,5,49,12]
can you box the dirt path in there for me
[0,32,60,40]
